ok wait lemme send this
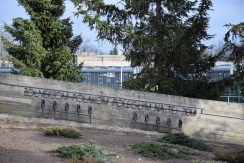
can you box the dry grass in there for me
[43,126,81,138]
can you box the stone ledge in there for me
[0,113,163,137]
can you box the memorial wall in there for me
[0,74,243,144]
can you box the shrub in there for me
[43,126,80,138]
[158,133,211,151]
[130,142,198,160]
[55,144,85,159]
[54,142,116,163]
[215,150,244,163]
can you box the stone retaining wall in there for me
[0,74,243,144]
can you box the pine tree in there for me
[222,23,244,95]
[223,23,244,65]
[2,0,82,82]
[72,0,223,99]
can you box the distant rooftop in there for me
[76,52,131,67]
[210,62,234,74]
[81,66,134,73]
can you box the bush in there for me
[55,144,85,159]
[130,142,198,160]
[158,133,211,151]
[43,126,80,138]
[215,150,244,163]
[54,142,116,163]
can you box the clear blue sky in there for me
[1,0,244,53]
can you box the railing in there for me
[132,112,183,132]
[220,95,244,103]
[40,99,92,123]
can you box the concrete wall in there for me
[0,74,244,144]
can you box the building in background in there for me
[81,66,133,89]
[76,52,134,89]
[0,57,11,67]
[208,62,243,103]
[0,57,13,73]
[209,62,234,81]
[76,52,131,67]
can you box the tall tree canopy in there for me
[223,23,244,65]
[2,0,82,82]
[72,0,223,99]
[222,22,244,94]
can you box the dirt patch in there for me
[0,127,243,163]
[0,127,160,163]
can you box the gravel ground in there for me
[0,127,161,163]
[0,127,243,163]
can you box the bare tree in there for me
[0,22,11,57]
[77,38,105,55]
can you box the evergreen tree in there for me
[109,46,118,55]
[223,23,244,65]
[2,0,82,82]
[222,22,244,95]
[72,0,224,99]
